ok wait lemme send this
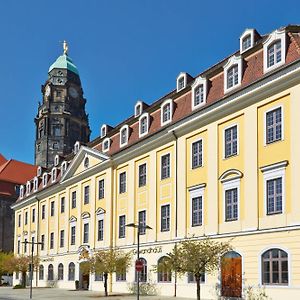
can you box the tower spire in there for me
[63,40,68,55]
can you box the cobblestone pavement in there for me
[0,287,202,300]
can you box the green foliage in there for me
[128,282,157,295]
[13,284,25,289]
[245,285,271,300]
[0,252,13,276]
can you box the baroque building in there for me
[12,25,300,299]
[35,42,90,169]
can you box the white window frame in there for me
[51,168,57,183]
[54,155,59,167]
[74,141,80,153]
[120,124,129,147]
[134,101,143,117]
[240,29,255,53]
[176,72,187,92]
[264,105,284,146]
[189,184,205,227]
[223,123,239,159]
[42,173,48,187]
[190,138,204,169]
[223,56,242,93]
[160,203,171,232]
[37,166,42,177]
[160,99,173,126]
[61,161,67,175]
[26,181,31,196]
[263,29,286,73]
[191,76,207,110]
[260,161,287,216]
[20,185,24,199]
[102,137,110,153]
[139,112,149,138]
[100,124,107,138]
[222,178,240,222]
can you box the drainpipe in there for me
[171,131,178,297]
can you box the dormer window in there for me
[176,72,187,92]
[101,124,107,138]
[240,29,255,53]
[84,156,89,169]
[42,173,48,187]
[51,168,57,183]
[61,161,67,175]
[191,77,207,110]
[33,177,38,192]
[263,29,286,73]
[26,181,31,195]
[224,56,242,93]
[102,138,110,152]
[74,141,80,154]
[20,185,24,198]
[139,113,149,138]
[120,125,129,147]
[37,166,42,177]
[135,101,143,117]
[161,99,173,126]
[54,155,59,167]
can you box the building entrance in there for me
[79,262,90,290]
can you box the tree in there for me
[0,252,13,284]
[158,237,232,300]
[82,248,132,296]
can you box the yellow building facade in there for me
[12,25,300,299]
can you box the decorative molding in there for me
[219,169,243,183]
[260,160,288,173]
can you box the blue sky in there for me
[0,0,298,164]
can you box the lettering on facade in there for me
[133,246,162,255]
[41,257,54,262]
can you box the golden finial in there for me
[63,40,68,55]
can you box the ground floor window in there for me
[39,265,44,280]
[187,272,205,283]
[48,264,54,281]
[116,269,126,281]
[157,256,172,282]
[68,262,75,281]
[58,263,64,280]
[95,273,103,281]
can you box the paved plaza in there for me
[0,287,199,300]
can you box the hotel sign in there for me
[133,246,162,255]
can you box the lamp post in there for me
[126,222,152,300]
[22,240,43,299]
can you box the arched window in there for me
[58,263,64,280]
[48,264,54,281]
[68,262,75,281]
[161,99,173,126]
[262,249,288,285]
[267,41,282,68]
[120,125,129,147]
[139,113,149,137]
[157,257,171,282]
[42,173,48,187]
[102,138,110,152]
[51,168,57,183]
[135,258,147,283]
[39,265,44,280]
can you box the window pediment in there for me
[219,169,243,183]
[240,28,255,53]
[81,212,91,219]
[96,207,106,215]
[69,216,77,223]
[191,76,207,110]
[223,55,242,93]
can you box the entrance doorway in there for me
[79,262,90,290]
[221,251,242,298]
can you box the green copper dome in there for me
[48,54,79,75]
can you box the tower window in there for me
[56,90,62,97]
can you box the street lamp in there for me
[22,240,43,299]
[126,222,152,300]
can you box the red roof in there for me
[0,154,6,165]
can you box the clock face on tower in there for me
[69,87,79,98]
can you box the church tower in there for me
[35,42,91,168]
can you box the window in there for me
[71,191,76,209]
[24,238,27,253]
[71,226,76,245]
[177,73,186,92]
[25,212,28,225]
[84,156,89,168]
[192,196,203,226]
[68,263,75,281]
[225,188,238,221]
[119,215,126,238]
[138,163,147,187]
[161,99,173,125]
[161,154,170,179]
[242,35,252,51]
[61,197,65,213]
[240,29,255,53]
[54,155,59,166]
[194,85,204,106]
[161,204,170,232]
[101,124,107,138]
[53,142,59,150]
[116,269,126,281]
[135,101,142,117]
[139,113,149,137]
[266,107,282,144]
[32,208,35,223]
[51,168,57,182]
[18,215,21,227]
[191,140,203,169]
[157,257,172,282]
[26,181,31,195]
[33,177,38,192]
[135,258,147,283]
[98,219,104,241]
[102,138,110,152]
[50,232,54,249]
[267,41,282,68]
[48,264,54,281]
[138,210,146,235]
[60,230,64,248]
[58,263,64,280]
[120,125,129,147]
[39,265,44,280]
[61,161,67,175]
[41,205,45,219]
[42,173,47,187]
[267,178,282,215]
[191,77,207,110]
[83,223,89,243]
[41,235,45,251]
[17,240,20,254]
[224,125,238,158]
[187,272,205,283]
[20,185,24,198]
[95,273,103,281]
[227,65,239,89]
[50,201,55,217]
[98,179,105,199]
[84,186,90,205]
[119,172,126,194]
[262,249,288,285]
